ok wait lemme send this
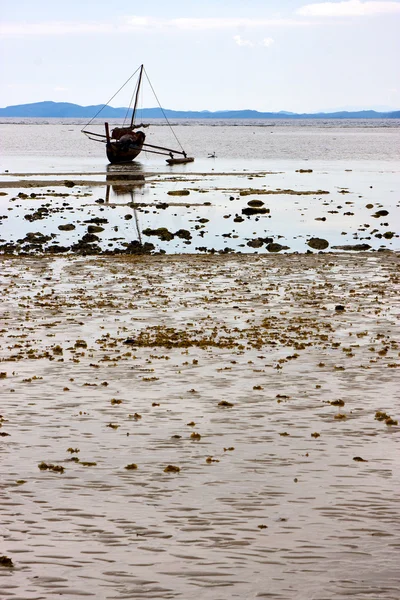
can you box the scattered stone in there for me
[175,229,192,240]
[247,238,264,248]
[38,462,65,473]
[84,217,108,224]
[266,243,289,253]
[87,225,105,233]
[242,206,270,216]
[331,244,371,251]
[247,199,264,207]
[307,237,329,250]
[0,556,14,568]
[164,465,180,473]
[167,190,190,196]
[218,400,234,408]
[58,224,76,231]
[143,227,174,241]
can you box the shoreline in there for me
[1,250,399,598]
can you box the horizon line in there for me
[1,100,399,115]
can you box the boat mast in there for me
[130,64,144,128]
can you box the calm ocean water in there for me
[1,118,400,165]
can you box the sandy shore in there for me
[1,252,399,599]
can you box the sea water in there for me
[0,119,399,253]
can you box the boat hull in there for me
[106,131,146,164]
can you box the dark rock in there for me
[266,243,290,253]
[24,232,52,245]
[143,227,174,241]
[124,240,155,254]
[331,244,372,251]
[247,199,264,207]
[58,224,76,231]
[84,217,108,224]
[242,207,270,216]
[70,242,102,255]
[81,233,100,243]
[307,237,329,250]
[45,245,70,253]
[372,210,389,218]
[87,225,104,233]
[167,190,190,196]
[175,229,192,240]
[247,238,265,248]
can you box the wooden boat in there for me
[82,65,194,165]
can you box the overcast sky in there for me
[1,0,399,112]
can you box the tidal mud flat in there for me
[0,160,399,256]
[1,252,399,599]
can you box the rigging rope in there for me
[81,66,141,132]
[143,67,185,154]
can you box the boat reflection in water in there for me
[105,164,146,247]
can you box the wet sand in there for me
[1,252,399,599]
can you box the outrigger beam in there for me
[142,142,187,157]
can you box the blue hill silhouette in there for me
[0,101,399,119]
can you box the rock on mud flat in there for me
[266,242,290,253]
[307,237,329,250]
[331,243,372,251]
[58,224,76,231]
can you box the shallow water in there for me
[0,163,399,255]
[1,253,399,599]
[0,120,399,256]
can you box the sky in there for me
[1,0,399,112]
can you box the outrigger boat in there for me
[82,65,194,166]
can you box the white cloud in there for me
[261,37,275,47]
[233,35,275,48]
[54,87,68,92]
[128,16,148,27]
[0,16,314,37]
[297,1,400,17]
[233,35,254,47]
[0,21,114,36]
[169,18,305,30]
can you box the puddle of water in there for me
[0,160,399,254]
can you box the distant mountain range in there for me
[0,101,399,119]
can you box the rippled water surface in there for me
[1,253,399,599]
